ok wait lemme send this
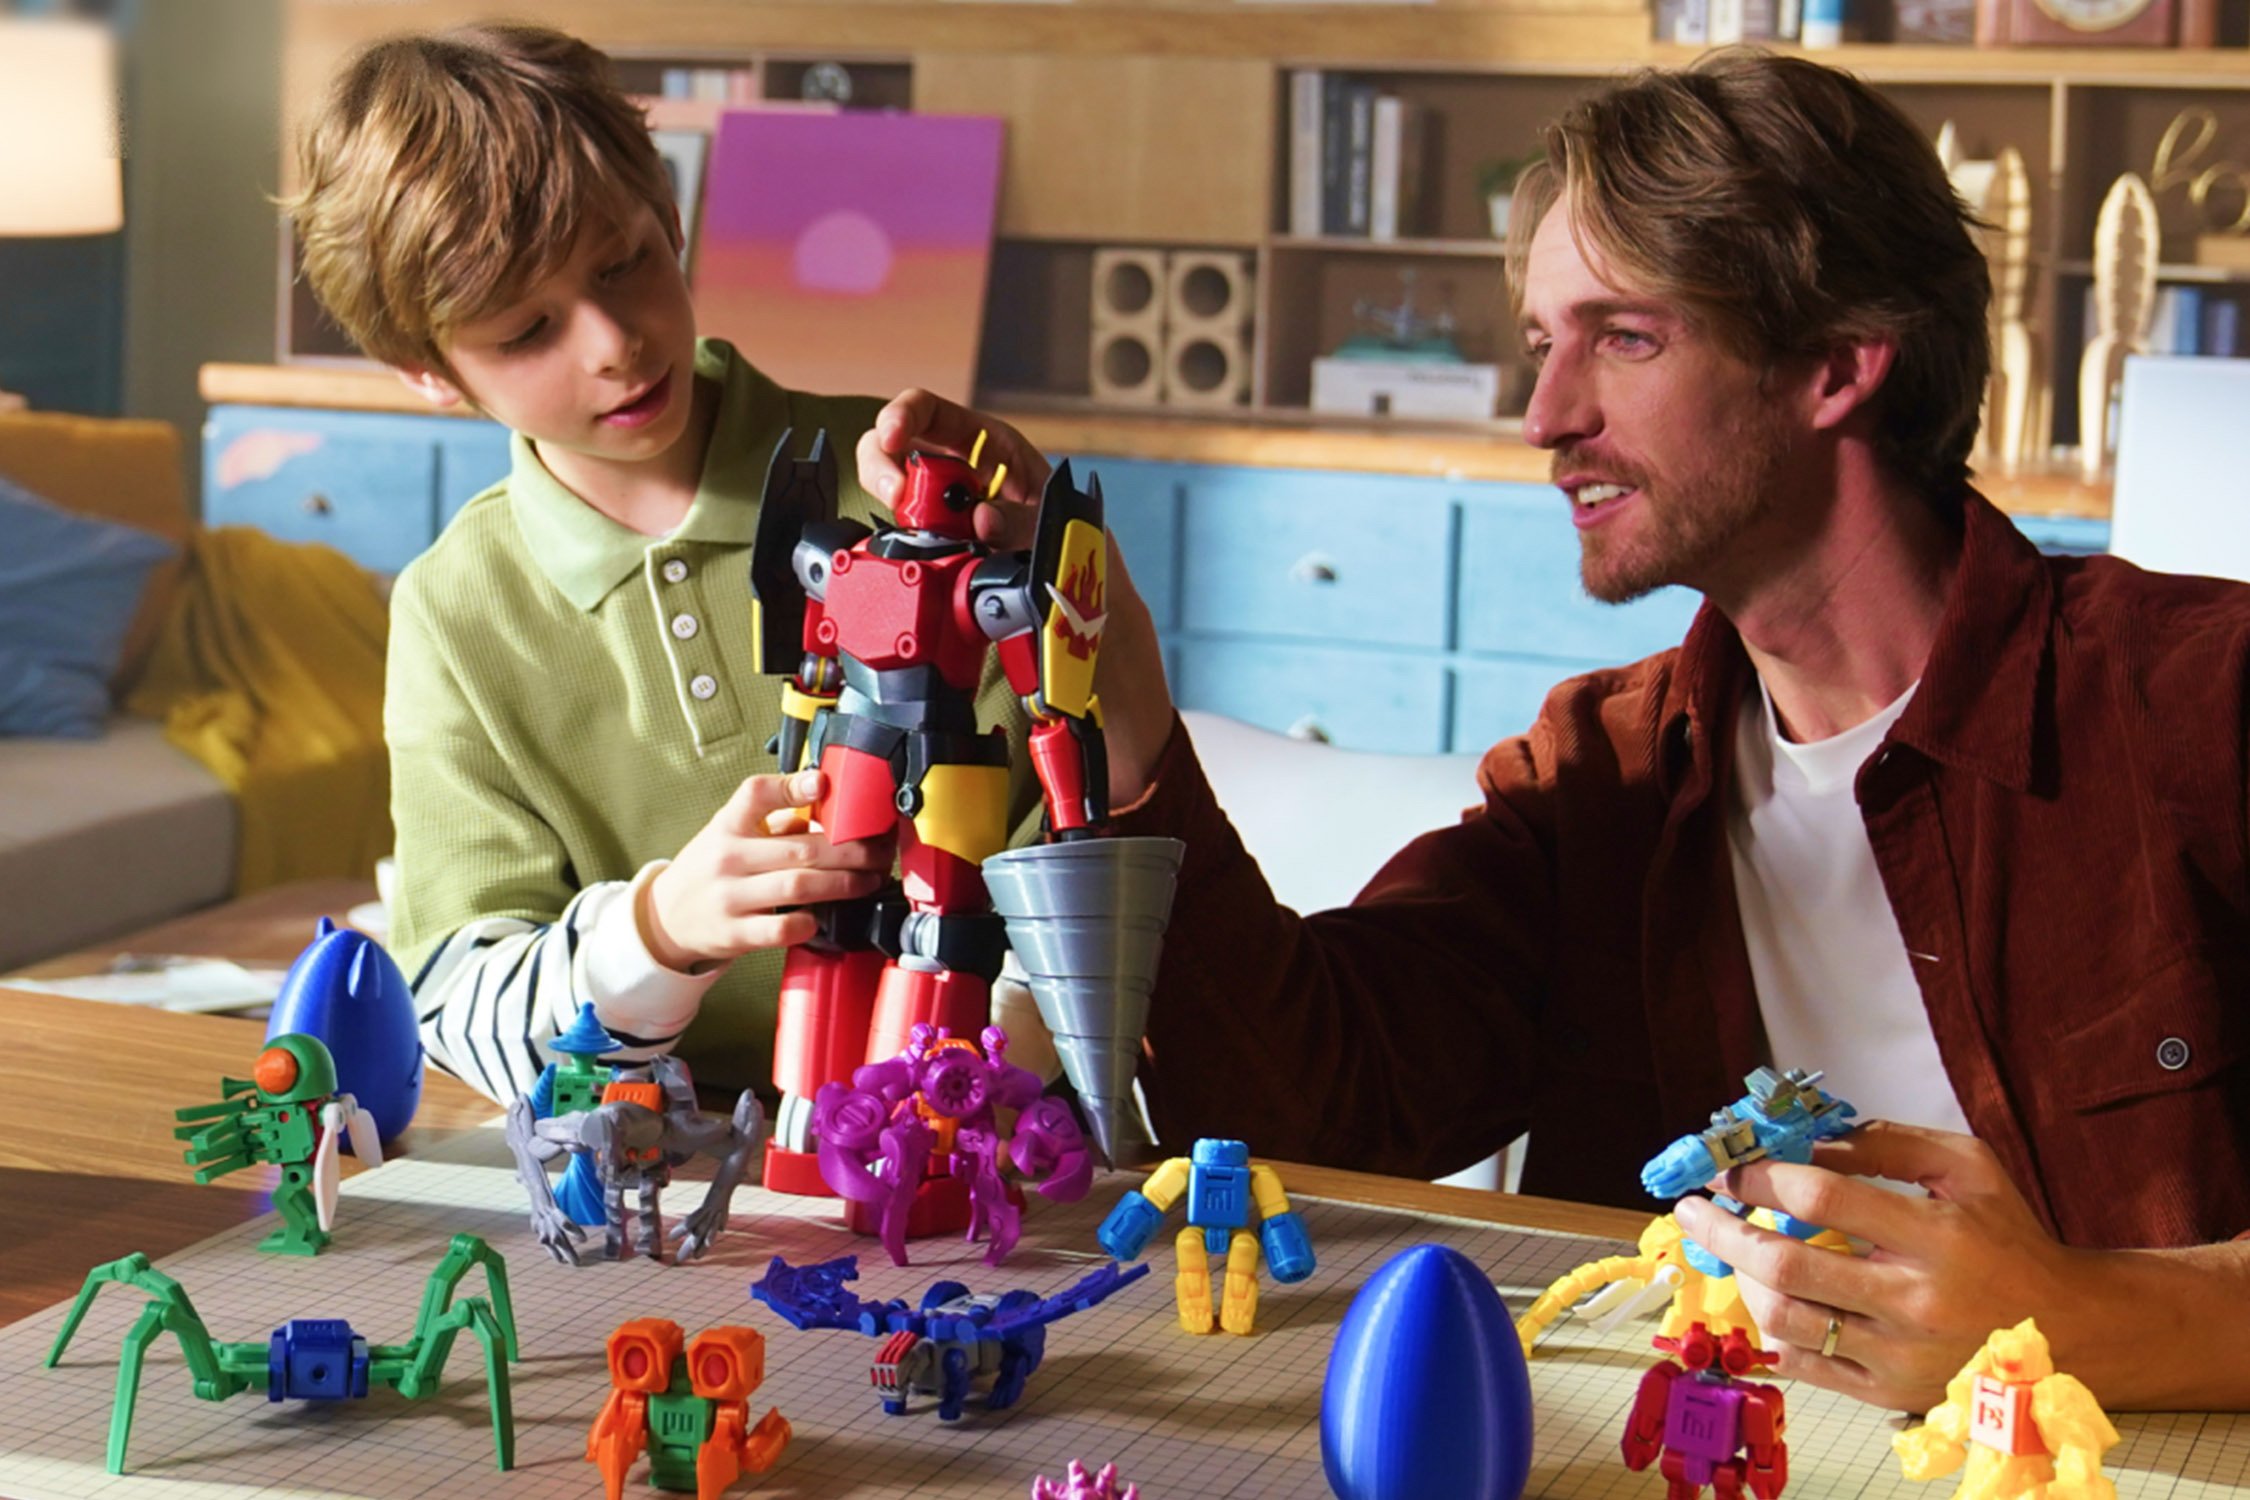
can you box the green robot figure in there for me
[44,1232,518,1475]
[174,1032,381,1256]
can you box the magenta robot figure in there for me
[814,1022,1094,1267]
[1621,1322,1789,1500]
[1032,1460,1139,1499]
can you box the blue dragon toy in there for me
[750,1254,1148,1421]
[1642,1065,1860,1277]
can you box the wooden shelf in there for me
[2056,258,2250,282]
[199,360,2115,515]
[1271,235,1509,259]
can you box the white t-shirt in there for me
[1727,678,1974,1136]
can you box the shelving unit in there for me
[271,0,2250,487]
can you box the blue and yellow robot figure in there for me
[1098,1138,1315,1335]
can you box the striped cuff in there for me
[572,861,723,1044]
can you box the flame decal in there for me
[1052,554,1106,659]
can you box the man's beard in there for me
[1572,402,1795,606]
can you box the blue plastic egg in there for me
[1321,1243,1533,1500]
[265,917,423,1142]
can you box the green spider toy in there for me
[174,1031,382,1256]
[43,1232,520,1475]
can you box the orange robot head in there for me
[687,1327,767,1402]
[606,1318,686,1394]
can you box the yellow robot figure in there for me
[1515,1211,1851,1356]
[1097,1139,1315,1335]
[1893,1317,2120,1500]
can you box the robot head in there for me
[687,1327,767,1401]
[1191,1138,1250,1170]
[605,1318,686,1395]
[255,1034,339,1105]
[892,431,1005,537]
[1986,1318,2056,1383]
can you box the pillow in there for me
[0,474,176,739]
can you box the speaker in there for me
[1089,248,1168,404]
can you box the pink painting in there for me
[694,110,1006,404]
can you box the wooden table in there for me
[0,880,497,1327]
[0,881,1645,1332]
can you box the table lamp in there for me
[0,14,124,411]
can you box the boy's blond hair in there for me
[284,22,678,372]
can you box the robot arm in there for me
[2033,1373,2122,1496]
[749,428,864,775]
[505,1096,587,1266]
[1098,1155,1189,1261]
[969,460,1111,837]
[1891,1357,1982,1483]
[1249,1163,1316,1284]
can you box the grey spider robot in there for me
[504,1002,764,1266]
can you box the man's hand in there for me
[643,769,891,971]
[859,389,1179,805]
[1670,1121,2086,1412]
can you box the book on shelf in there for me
[660,66,758,104]
[2079,280,2248,362]
[1369,94,1428,242]
[2208,296,2243,359]
[1322,73,1350,236]
[1289,69,1323,238]
[1654,0,1712,43]
[1344,82,1376,238]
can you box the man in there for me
[867,50,2250,1414]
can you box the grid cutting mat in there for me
[2,1125,2244,1499]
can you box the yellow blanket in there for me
[125,526,391,893]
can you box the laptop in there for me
[2107,354,2250,580]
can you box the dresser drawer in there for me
[438,423,513,528]
[1179,469,1455,650]
[204,407,440,574]
[1456,486,1698,663]
[1453,656,1615,755]
[1174,638,1449,754]
[1072,456,1183,633]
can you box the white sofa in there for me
[1176,709,1522,1190]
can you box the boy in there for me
[284,22,1044,1112]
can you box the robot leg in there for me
[1175,1226,1216,1335]
[1219,1227,1264,1336]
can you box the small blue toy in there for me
[1097,1137,1315,1335]
[266,916,423,1141]
[1322,1244,1532,1500]
[1643,1065,1859,1277]
[749,1253,1148,1421]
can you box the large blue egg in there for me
[266,918,423,1142]
[1321,1243,1533,1500]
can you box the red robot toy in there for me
[1621,1322,1790,1500]
[751,430,1176,1200]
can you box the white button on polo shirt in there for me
[662,558,690,584]
[689,674,718,701]
[671,613,699,640]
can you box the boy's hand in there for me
[643,769,891,972]
[859,389,1051,532]
[859,389,1178,804]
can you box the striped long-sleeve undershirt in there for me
[409,867,718,1106]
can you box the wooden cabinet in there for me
[200,399,2118,754]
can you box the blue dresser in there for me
[203,406,2110,757]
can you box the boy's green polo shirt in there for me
[386,338,1036,1093]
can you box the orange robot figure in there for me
[751,429,1141,1195]
[587,1318,789,1500]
